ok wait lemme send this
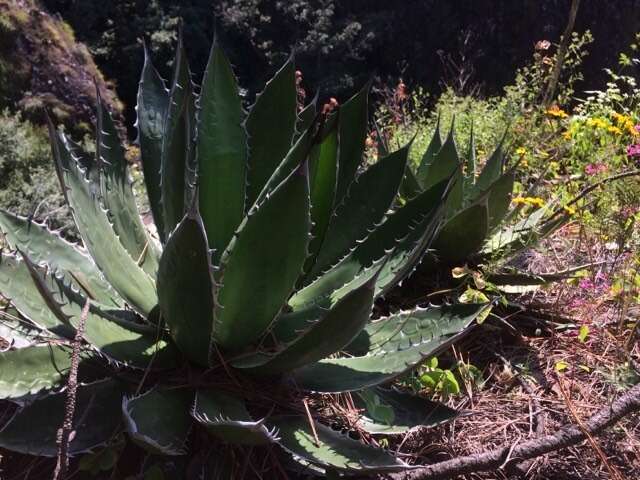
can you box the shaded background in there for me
[41,0,640,135]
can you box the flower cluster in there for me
[611,112,639,137]
[546,105,569,119]
[512,196,545,208]
[627,143,640,158]
[585,163,608,175]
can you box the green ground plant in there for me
[0,33,493,477]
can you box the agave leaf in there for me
[157,211,215,366]
[48,122,157,315]
[356,387,459,434]
[197,40,248,263]
[0,252,74,337]
[293,303,487,392]
[334,83,369,204]
[0,344,73,399]
[17,253,178,369]
[214,161,310,351]
[245,57,297,208]
[486,172,515,230]
[137,43,169,242]
[464,122,476,188]
[0,379,123,457]
[251,119,318,210]
[232,270,377,374]
[432,200,489,264]
[400,167,422,200]
[192,390,276,445]
[96,92,160,277]
[291,178,450,309]
[483,207,568,258]
[161,30,195,238]
[0,306,44,348]
[306,114,339,266]
[269,416,408,473]
[415,114,442,187]
[0,209,122,307]
[306,145,409,282]
[123,388,193,455]
[296,94,318,136]
[474,131,507,193]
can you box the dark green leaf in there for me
[123,388,193,455]
[245,57,296,208]
[334,83,369,204]
[433,201,489,263]
[197,40,248,263]
[0,379,123,456]
[137,44,169,242]
[415,114,442,187]
[214,161,310,351]
[269,416,407,473]
[157,211,216,366]
[192,390,275,445]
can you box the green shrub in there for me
[0,109,70,231]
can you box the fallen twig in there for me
[382,381,640,480]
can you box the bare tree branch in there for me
[382,381,640,480]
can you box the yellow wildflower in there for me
[512,196,545,208]
[563,205,576,215]
[586,117,608,129]
[562,130,572,140]
[607,125,622,135]
[546,105,568,119]
[515,146,527,156]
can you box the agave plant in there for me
[400,119,570,274]
[0,34,490,476]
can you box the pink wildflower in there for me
[627,144,640,158]
[635,124,640,133]
[585,163,607,175]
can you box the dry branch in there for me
[383,381,640,480]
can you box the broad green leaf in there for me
[433,201,489,264]
[214,162,310,351]
[17,252,178,368]
[0,252,74,337]
[400,167,422,200]
[464,122,476,188]
[137,43,169,242]
[245,57,296,208]
[252,119,318,209]
[269,416,407,473]
[417,122,459,193]
[0,379,123,456]
[157,212,215,366]
[334,83,369,203]
[123,389,193,455]
[356,388,458,434]
[291,178,450,309]
[161,32,194,238]
[475,132,507,193]
[0,344,72,399]
[48,123,157,315]
[293,303,487,392]
[415,114,442,187]
[96,94,159,277]
[296,94,318,136]
[0,306,43,348]
[232,271,377,374]
[306,145,409,281]
[197,41,248,263]
[307,115,339,266]
[192,390,276,445]
[0,209,121,307]
[486,173,515,230]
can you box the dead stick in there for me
[383,381,640,480]
[52,299,89,480]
